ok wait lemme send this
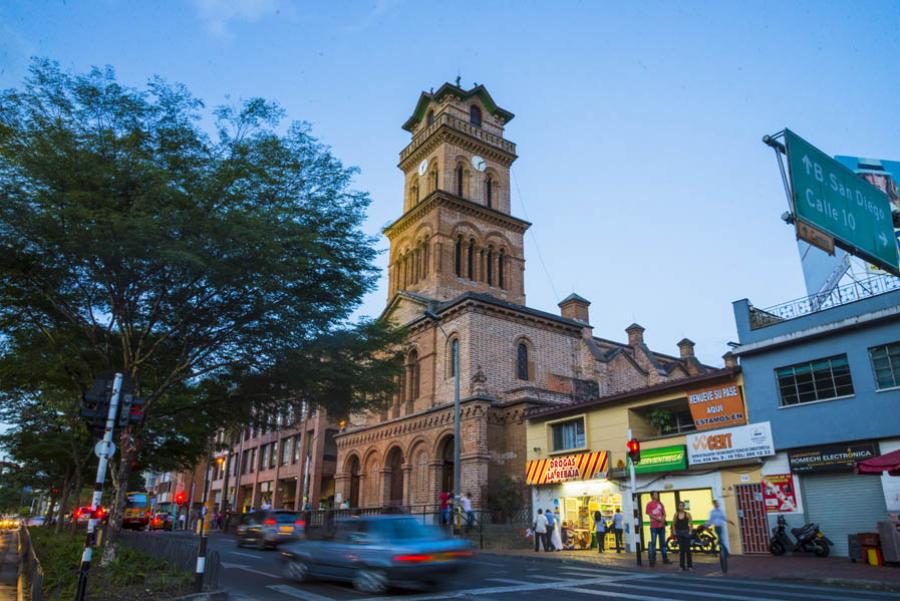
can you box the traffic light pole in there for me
[75,372,123,601]
[627,428,642,566]
[194,448,213,593]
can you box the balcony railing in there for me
[399,112,516,163]
[750,273,900,329]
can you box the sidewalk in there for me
[0,531,18,601]
[491,547,900,591]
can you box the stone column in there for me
[402,463,413,507]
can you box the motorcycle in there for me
[666,524,719,555]
[769,515,833,557]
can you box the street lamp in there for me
[424,309,460,522]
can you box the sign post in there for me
[784,129,899,275]
[75,373,123,601]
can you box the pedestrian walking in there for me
[672,501,693,571]
[645,491,671,566]
[439,490,450,526]
[706,499,735,573]
[594,511,606,552]
[462,492,475,533]
[178,511,186,531]
[533,509,549,552]
[550,508,563,550]
[612,508,624,552]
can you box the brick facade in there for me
[334,83,712,512]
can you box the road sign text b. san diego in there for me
[784,129,899,275]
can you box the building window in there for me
[454,236,462,276]
[455,165,464,197]
[427,109,435,126]
[408,350,420,400]
[270,441,278,469]
[551,418,586,452]
[470,105,482,127]
[499,249,506,289]
[485,176,493,208]
[487,247,494,286]
[450,338,459,378]
[258,444,267,471]
[776,354,854,406]
[870,341,900,390]
[467,239,474,279]
[516,342,529,380]
[292,434,301,464]
[249,448,256,473]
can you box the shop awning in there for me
[856,448,900,476]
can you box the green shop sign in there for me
[629,445,687,474]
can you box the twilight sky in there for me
[2,0,899,365]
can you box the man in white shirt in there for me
[706,499,735,573]
[461,492,475,533]
[533,509,548,552]
[612,509,625,552]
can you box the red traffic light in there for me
[175,491,187,505]
[627,438,641,464]
[95,506,106,519]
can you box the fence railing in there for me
[751,273,900,328]
[117,530,221,590]
[18,527,44,601]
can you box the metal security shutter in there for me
[802,474,887,557]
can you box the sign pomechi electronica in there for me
[783,129,899,275]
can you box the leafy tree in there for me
[0,59,403,552]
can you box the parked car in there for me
[279,515,474,593]
[235,510,305,549]
[149,512,174,531]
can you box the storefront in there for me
[784,440,888,557]
[527,450,620,549]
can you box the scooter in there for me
[769,514,833,557]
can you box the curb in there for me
[481,551,900,592]
[167,590,228,601]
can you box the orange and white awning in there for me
[526,450,609,485]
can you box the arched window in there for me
[430,168,438,192]
[412,182,419,205]
[454,237,462,277]
[455,165,464,197]
[485,176,493,208]
[450,338,459,378]
[409,350,420,400]
[467,239,475,280]
[499,249,506,289]
[487,247,494,286]
[427,109,435,126]
[422,240,429,278]
[517,342,530,380]
[470,105,482,127]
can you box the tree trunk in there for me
[69,467,83,534]
[101,431,134,565]
[54,476,72,534]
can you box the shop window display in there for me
[560,491,622,550]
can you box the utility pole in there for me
[194,448,213,592]
[75,373,123,601]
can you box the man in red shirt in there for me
[645,491,671,566]
[439,491,450,526]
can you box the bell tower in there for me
[385,82,530,305]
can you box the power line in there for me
[511,168,560,303]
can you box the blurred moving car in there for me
[149,512,174,530]
[26,516,45,527]
[236,510,305,549]
[0,517,20,529]
[279,515,474,593]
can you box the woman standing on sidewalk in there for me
[594,511,606,553]
[672,502,693,571]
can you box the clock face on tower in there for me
[418,159,429,176]
[471,155,486,172]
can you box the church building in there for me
[333,82,714,510]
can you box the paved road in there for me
[0,530,18,601]
[164,532,896,601]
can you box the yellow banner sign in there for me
[526,451,608,485]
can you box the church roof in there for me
[402,83,515,132]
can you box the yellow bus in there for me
[123,491,151,530]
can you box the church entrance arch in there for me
[438,435,454,495]
[386,446,404,507]
[346,455,360,508]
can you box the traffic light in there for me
[128,396,145,425]
[117,394,133,427]
[81,379,111,423]
[175,491,187,506]
[627,438,641,465]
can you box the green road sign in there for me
[784,129,899,275]
[628,445,687,474]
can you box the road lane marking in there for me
[573,581,797,601]
[356,573,661,601]
[267,584,336,600]
[563,587,690,600]
[231,551,265,559]
[528,575,571,581]
[560,566,633,575]
[486,578,531,585]
[221,561,280,579]
[662,576,900,598]
[647,577,873,600]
